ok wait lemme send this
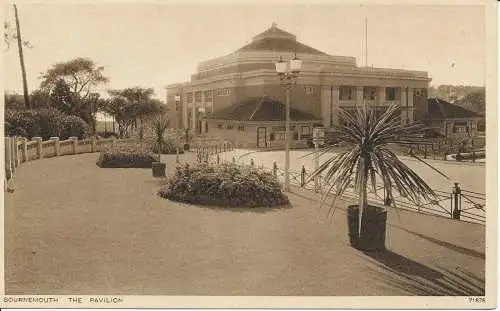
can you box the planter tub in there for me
[347,205,387,251]
[152,162,166,178]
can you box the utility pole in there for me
[14,4,30,109]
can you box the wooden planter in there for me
[347,205,387,251]
[152,162,166,178]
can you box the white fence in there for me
[4,136,134,184]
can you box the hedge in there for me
[96,142,159,168]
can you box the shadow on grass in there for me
[362,250,485,296]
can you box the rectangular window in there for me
[340,86,353,100]
[226,123,234,130]
[216,124,223,129]
[301,126,311,135]
[363,87,376,100]
[305,86,315,94]
[386,87,397,101]
[204,90,213,102]
[216,88,230,96]
[195,91,202,102]
[187,93,193,103]
[238,124,245,131]
[272,126,286,132]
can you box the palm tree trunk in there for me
[13,4,30,109]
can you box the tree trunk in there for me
[14,4,30,109]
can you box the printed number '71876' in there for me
[468,297,486,303]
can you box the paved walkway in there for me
[5,153,485,295]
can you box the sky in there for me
[4,3,486,101]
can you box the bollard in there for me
[250,158,254,166]
[444,151,448,161]
[5,138,12,180]
[452,182,461,220]
[301,165,306,187]
[51,137,60,156]
[273,161,278,177]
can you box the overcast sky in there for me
[4,3,486,100]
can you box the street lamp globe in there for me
[275,57,287,74]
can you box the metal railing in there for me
[201,153,485,225]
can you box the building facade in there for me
[166,24,431,144]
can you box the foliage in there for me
[35,108,67,140]
[96,142,159,168]
[62,115,89,139]
[5,109,40,138]
[4,21,32,51]
[96,131,119,139]
[308,105,447,235]
[158,163,290,208]
[102,87,167,138]
[4,93,26,110]
[455,89,485,116]
[50,79,75,114]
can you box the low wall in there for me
[4,136,134,184]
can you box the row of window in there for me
[185,88,230,104]
[216,123,245,131]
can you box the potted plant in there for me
[150,116,170,178]
[308,105,447,251]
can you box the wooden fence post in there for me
[33,137,43,159]
[51,137,60,156]
[5,137,12,180]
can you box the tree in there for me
[40,57,109,133]
[50,79,74,114]
[99,96,136,138]
[5,6,33,108]
[308,105,447,249]
[456,89,485,116]
[106,87,167,138]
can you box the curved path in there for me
[5,153,485,295]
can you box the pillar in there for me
[33,137,43,159]
[51,137,60,156]
[331,86,340,126]
[356,86,364,110]
[378,86,386,105]
[407,88,414,122]
[321,86,332,127]
[400,87,407,124]
[182,96,189,129]
[5,137,12,180]
[22,138,28,162]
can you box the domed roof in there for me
[236,23,329,56]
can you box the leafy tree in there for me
[40,57,109,133]
[456,89,485,116]
[4,93,26,110]
[50,79,75,114]
[99,96,136,138]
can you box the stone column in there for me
[182,95,188,129]
[51,137,60,156]
[407,88,414,122]
[400,87,407,124]
[378,86,386,105]
[33,137,43,159]
[331,86,340,126]
[356,86,364,110]
[321,86,332,127]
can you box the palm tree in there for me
[308,104,448,250]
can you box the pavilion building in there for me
[165,23,431,148]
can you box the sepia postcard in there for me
[1,0,497,309]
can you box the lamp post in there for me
[275,54,302,192]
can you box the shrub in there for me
[158,163,290,208]
[36,108,66,140]
[4,109,40,138]
[96,141,159,168]
[151,138,184,154]
[96,131,119,139]
[62,115,89,139]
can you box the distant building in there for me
[166,24,430,147]
[423,98,485,138]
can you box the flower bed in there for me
[158,163,290,208]
[96,142,159,168]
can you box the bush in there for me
[96,131,119,139]
[36,108,66,140]
[62,115,89,139]
[5,109,40,138]
[96,142,159,168]
[158,163,290,208]
[151,138,184,154]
